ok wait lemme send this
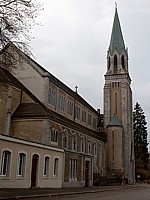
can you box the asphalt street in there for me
[34,187,150,200]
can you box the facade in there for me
[103,8,135,183]
[0,67,64,188]
[0,7,135,188]
[0,52,106,188]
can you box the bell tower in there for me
[104,6,135,183]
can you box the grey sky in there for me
[31,0,150,149]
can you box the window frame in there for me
[62,130,68,149]
[81,137,85,153]
[50,128,58,144]
[72,133,77,151]
[43,156,50,177]
[70,158,77,180]
[17,152,26,177]
[53,157,59,177]
[0,150,11,177]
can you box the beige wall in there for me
[110,84,122,122]
[107,126,123,176]
[12,56,44,103]
[0,135,64,188]
[11,120,44,143]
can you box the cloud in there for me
[32,0,150,149]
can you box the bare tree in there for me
[0,0,42,70]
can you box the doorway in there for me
[31,154,39,188]
[85,161,90,187]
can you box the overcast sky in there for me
[31,0,150,149]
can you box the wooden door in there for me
[31,154,38,188]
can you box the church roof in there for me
[109,7,125,55]
[0,42,99,116]
[108,114,122,127]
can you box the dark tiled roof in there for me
[12,103,48,118]
[12,102,106,142]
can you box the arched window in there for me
[51,128,58,143]
[88,142,91,154]
[81,137,85,152]
[121,55,125,69]
[17,153,26,176]
[44,156,50,176]
[72,134,77,151]
[114,55,118,66]
[67,100,73,116]
[0,150,11,176]
[63,130,68,148]
[54,158,59,176]
[70,159,77,180]
[48,88,56,106]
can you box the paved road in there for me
[35,187,150,200]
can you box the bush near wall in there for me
[93,173,120,186]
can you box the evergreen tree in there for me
[133,102,149,178]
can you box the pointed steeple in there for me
[109,7,125,55]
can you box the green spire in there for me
[109,7,125,55]
[108,114,122,127]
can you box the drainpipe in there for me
[5,86,12,135]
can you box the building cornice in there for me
[0,134,64,153]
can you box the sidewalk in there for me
[0,183,147,200]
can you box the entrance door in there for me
[31,154,39,188]
[85,161,90,187]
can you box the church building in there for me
[0,6,135,188]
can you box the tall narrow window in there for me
[72,134,77,151]
[88,114,92,126]
[18,153,26,176]
[81,137,85,152]
[67,100,73,116]
[82,110,86,123]
[94,144,97,155]
[121,55,125,69]
[115,92,117,114]
[75,106,80,120]
[63,130,68,149]
[114,55,118,73]
[48,88,56,107]
[51,129,58,143]
[108,57,111,70]
[112,131,115,162]
[44,156,50,177]
[58,93,65,112]
[54,158,59,176]
[0,150,11,176]
[70,159,77,180]
[93,117,97,129]
[114,55,117,66]
[88,141,91,154]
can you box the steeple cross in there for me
[75,85,78,93]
